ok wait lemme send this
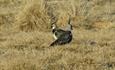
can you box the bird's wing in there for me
[50,31,72,46]
[54,29,65,38]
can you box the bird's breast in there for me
[53,34,57,40]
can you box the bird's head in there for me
[50,16,58,30]
[51,23,57,30]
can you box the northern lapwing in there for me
[50,17,73,46]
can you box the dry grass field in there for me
[0,0,115,70]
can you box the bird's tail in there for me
[50,39,61,46]
[50,40,57,46]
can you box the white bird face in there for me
[51,24,57,30]
[52,26,56,30]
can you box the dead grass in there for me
[0,0,115,70]
[14,0,50,32]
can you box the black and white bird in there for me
[50,17,73,46]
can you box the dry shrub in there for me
[0,31,52,49]
[92,21,113,30]
[0,0,114,32]
[14,0,50,32]
[73,0,114,29]
[46,0,75,28]
[56,13,69,28]
[0,15,6,26]
[0,14,12,26]
[13,0,114,31]
[0,13,14,31]
[56,14,82,29]
[0,0,28,32]
[71,16,86,28]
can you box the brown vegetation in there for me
[0,0,115,70]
